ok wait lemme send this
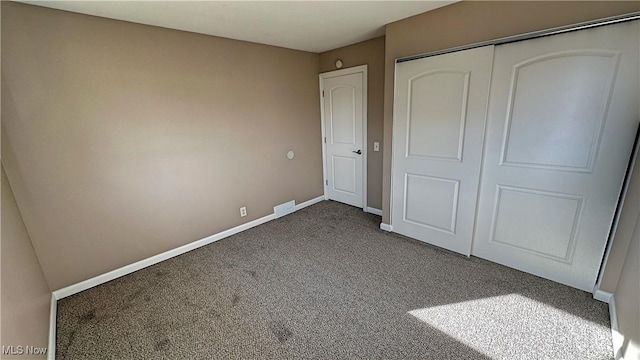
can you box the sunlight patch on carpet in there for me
[409,294,611,360]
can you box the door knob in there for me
[352,149,362,155]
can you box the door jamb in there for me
[319,65,368,211]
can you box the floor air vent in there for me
[274,200,296,219]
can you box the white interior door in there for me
[472,21,640,291]
[321,69,365,208]
[391,46,494,255]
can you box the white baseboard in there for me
[47,195,326,357]
[609,296,625,360]
[52,196,326,300]
[380,223,392,232]
[366,207,382,216]
[593,289,613,303]
[48,294,56,360]
[53,212,275,299]
[296,195,324,211]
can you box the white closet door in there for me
[392,46,494,255]
[472,21,640,291]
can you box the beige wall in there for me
[613,209,639,360]
[605,149,640,359]
[381,1,640,224]
[1,165,51,359]
[319,37,385,210]
[600,150,640,293]
[1,2,322,290]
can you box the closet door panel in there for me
[392,46,494,255]
[472,21,640,291]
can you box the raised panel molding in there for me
[330,85,356,145]
[406,69,470,161]
[489,185,584,263]
[332,155,356,194]
[500,50,621,173]
[403,173,460,234]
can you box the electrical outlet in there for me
[240,206,247,217]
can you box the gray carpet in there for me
[56,200,613,359]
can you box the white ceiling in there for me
[21,1,456,53]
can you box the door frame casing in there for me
[319,65,368,211]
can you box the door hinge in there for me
[324,137,326,143]
[322,90,325,97]
[325,180,328,186]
